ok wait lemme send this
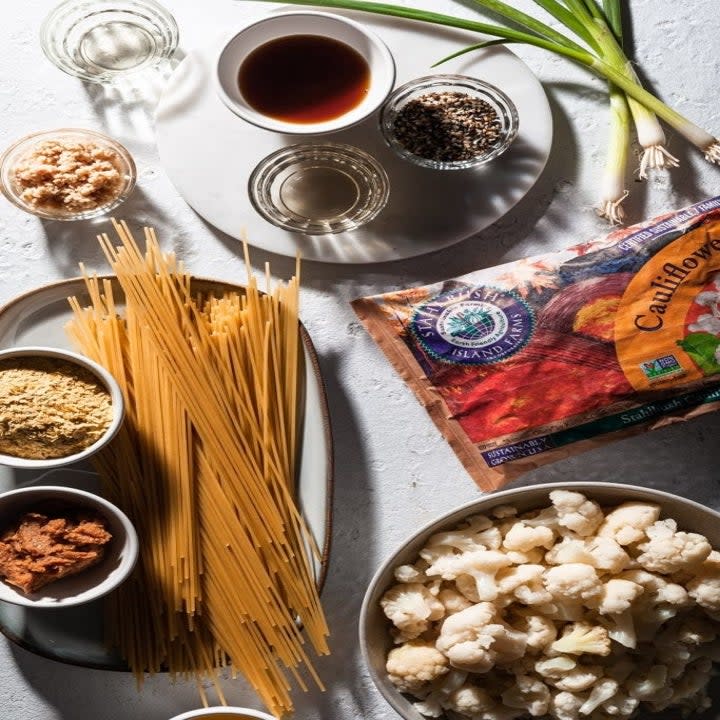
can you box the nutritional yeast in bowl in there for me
[238,35,370,123]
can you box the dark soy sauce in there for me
[238,34,370,124]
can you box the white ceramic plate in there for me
[155,8,552,263]
[0,277,333,669]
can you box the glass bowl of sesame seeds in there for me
[379,74,519,170]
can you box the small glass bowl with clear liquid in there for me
[40,0,179,83]
[249,143,390,235]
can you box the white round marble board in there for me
[155,8,553,264]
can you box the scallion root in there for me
[638,144,680,179]
[597,191,628,226]
[704,141,720,164]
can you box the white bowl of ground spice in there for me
[0,484,138,607]
[0,347,124,469]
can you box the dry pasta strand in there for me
[66,223,329,716]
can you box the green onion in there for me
[598,84,631,225]
[582,4,678,177]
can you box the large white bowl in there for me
[0,484,138,607]
[0,346,124,469]
[359,481,720,720]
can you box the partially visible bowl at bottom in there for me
[168,707,277,720]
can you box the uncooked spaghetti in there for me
[66,220,328,715]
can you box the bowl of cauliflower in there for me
[359,482,720,720]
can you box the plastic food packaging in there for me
[353,197,720,490]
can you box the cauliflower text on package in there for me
[381,491,720,720]
[353,197,720,489]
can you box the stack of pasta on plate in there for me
[66,220,328,716]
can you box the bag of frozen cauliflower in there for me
[352,197,720,490]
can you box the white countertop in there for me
[1,1,720,718]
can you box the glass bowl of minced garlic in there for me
[0,346,124,469]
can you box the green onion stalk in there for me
[586,0,678,179]
[250,0,720,223]
[599,84,630,224]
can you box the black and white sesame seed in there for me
[392,91,502,163]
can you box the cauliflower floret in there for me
[672,613,719,645]
[544,563,602,602]
[619,569,691,637]
[510,613,557,651]
[553,665,603,692]
[445,684,496,716]
[635,519,711,575]
[503,523,555,552]
[496,564,553,606]
[394,562,428,584]
[550,691,585,720]
[412,668,469,717]
[435,602,527,673]
[546,537,630,574]
[600,652,636,684]
[687,567,720,612]
[419,515,503,558]
[594,579,644,615]
[599,609,637,649]
[386,640,450,693]
[521,505,561,529]
[545,537,590,565]
[549,490,604,537]
[475,526,503,551]
[501,674,551,717]
[625,664,672,702]
[585,537,632,574]
[601,689,639,717]
[536,599,586,622]
[578,678,619,715]
[424,527,489,557]
[426,550,512,602]
[654,612,720,673]
[535,656,576,679]
[437,586,473,615]
[597,501,661,546]
[505,548,545,565]
[380,583,445,641]
[648,657,713,711]
[550,622,611,656]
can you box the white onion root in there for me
[597,191,629,226]
[638,144,679,179]
[704,141,720,164]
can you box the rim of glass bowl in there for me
[39,0,179,83]
[0,128,137,221]
[248,142,390,235]
[379,73,520,170]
